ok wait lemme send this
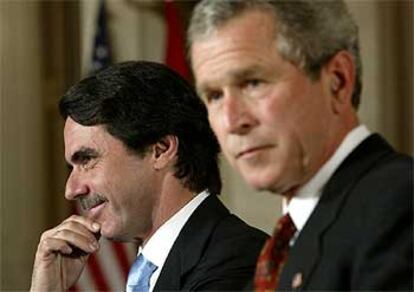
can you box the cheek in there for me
[209,113,226,142]
[98,167,129,209]
[85,170,106,196]
[261,90,317,145]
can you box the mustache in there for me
[78,194,107,211]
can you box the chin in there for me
[244,169,287,193]
[100,229,114,240]
[243,173,272,191]
[100,223,119,240]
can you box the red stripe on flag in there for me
[164,0,190,80]
[111,242,132,280]
[87,253,110,291]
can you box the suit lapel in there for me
[154,195,229,291]
[279,134,394,290]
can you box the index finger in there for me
[63,215,100,234]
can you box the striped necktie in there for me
[126,253,158,292]
[254,213,297,291]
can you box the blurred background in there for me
[0,0,412,290]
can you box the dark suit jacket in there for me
[279,134,413,291]
[153,194,269,291]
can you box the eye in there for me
[80,156,96,169]
[77,154,98,170]
[204,90,223,104]
[80,156,91,165]
[245,79,262,88]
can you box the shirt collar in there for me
[139,190,210,269]
[285,125,370,231]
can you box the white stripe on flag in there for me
[77,262,98,291]
[98,239,126,290]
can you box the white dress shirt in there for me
[137,190,209,292]
[284,125,371,243]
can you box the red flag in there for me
[164,0,190,80]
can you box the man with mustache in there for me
[30,61,267,291]
[188,0,413,290]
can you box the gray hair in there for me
[188,0,362,109]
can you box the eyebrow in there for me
[66,147,99,168]
[231,66,264,81]
[197,65,265,94]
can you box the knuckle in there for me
[62,220,76,229]
[40,229,54,241]
[68,214,79,221]
[40,237,54,251]
[55,229,70,238]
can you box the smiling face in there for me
[64,117,161,242]
[191,10,349,195]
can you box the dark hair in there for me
[60,61,222,195]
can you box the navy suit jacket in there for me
[279,134,413,290]
[153,194,269,291]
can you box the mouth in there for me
[236,145,273,159]
[79,195,108,218]
[87,202,107,219]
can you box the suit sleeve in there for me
[351,157,413,290]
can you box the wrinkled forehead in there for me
[190,10,280,86]
[190,7,277,46]
[63,118,104,158]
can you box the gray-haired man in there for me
[188,1,413,290]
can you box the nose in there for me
[65,170,90,201]
[221,90,258,135]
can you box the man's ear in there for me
[324,50,356,114]
[151,135,179,170]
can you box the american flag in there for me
[91,0,111,73]
[72,0,136,290]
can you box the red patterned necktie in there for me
[254,213,297,291]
